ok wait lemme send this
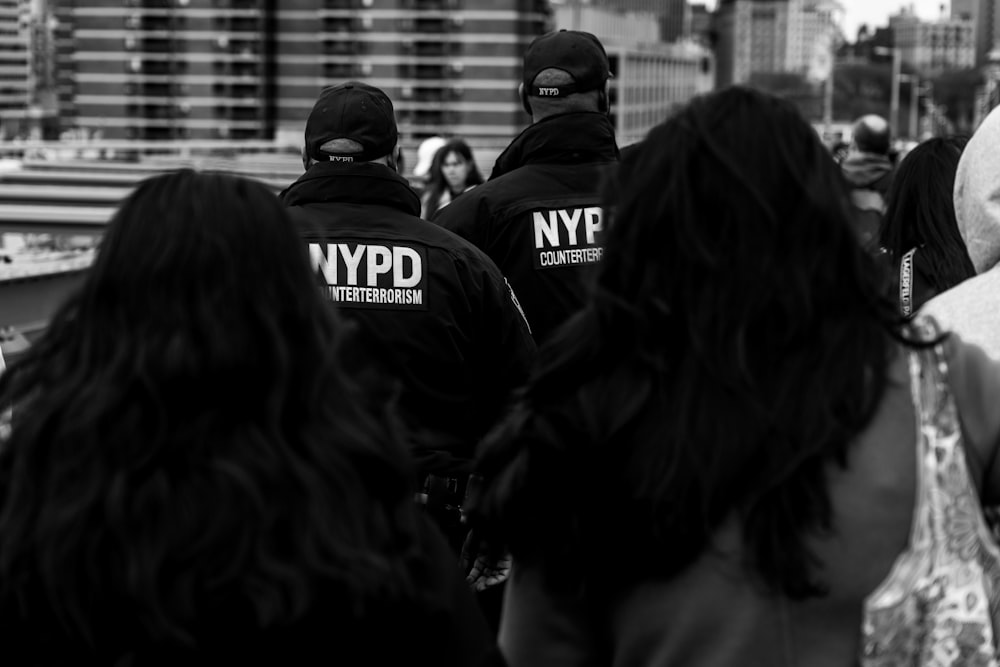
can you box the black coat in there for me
[2,514,495,666]
[281,162,536,477]
[432,112,619,343]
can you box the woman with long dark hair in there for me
[879,135,974,316]
[421,138,484,220]
[472,88,1000,665]
[0,170,490,664]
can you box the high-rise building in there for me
[554,0,692,43]
[0,0,58,139]
[689,3,712,46]
[952,0,1000,66]
[660,0,692,42]
[52,0,76,135]
[713,0,737,85]
[552,1,714,145]
[789,0,838,73]
[278,0,549,145]
[68,0,274,141]
[713,0,839,86]
[891,10,975,71]
[0,1,31,132]
[722,0,791,82]
[953,0,976,21]
[64,0,550,144]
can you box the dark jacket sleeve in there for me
[474,257,537,413]
[416,513,499,666]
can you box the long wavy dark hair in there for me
[0,170,419,649]
[879,135,974,301]
[475,87,905,600]
[422,138,484,219]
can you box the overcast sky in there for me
[698,1,952,43]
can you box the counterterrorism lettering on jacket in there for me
[309,240,429,311]
[531,206,604,270]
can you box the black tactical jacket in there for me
[433,112,619,343]
[282,162,536,477]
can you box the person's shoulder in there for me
[921,272,1000,362]
[468,163,557,200]
[451,172,515,203]
[406,213,476,247]
[403,214,501,270]
[922,271,1000,325]
[282,196,347,231]
[431,179,507,236]
[937,329,1000,497]
[483,162,610,210]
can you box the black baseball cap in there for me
[522,30,611,97]
[304,81,398,162]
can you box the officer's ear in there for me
[519,83,532,118]
[598,80,611,115]
[387,143,401,172]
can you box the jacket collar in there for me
[489,112,620,180]
[279,161,421,216]
[840,151,893,188]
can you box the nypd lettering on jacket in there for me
[532,206,604,269]
[309,241,428,311]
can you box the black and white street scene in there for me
[0,0,999,665]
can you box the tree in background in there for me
[748,72,822,120]
[747,65,897,129]
[831,62,892,121]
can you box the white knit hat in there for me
[412,136,447,180]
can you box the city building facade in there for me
[69,0,275,141]
[689,3,712,46]
[951,0,999,67]
[553,1,714,146]
[790,0,838,74]
[713,0,840,87]
[891,10,975,72]
[64,0,550,147]
[0,0,57,139]
[277,0,549,147]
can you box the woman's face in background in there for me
[441,151,470,193]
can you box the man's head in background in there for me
[850,114,891,156]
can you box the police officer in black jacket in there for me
[280,82,536,552]
[433,30,619,344]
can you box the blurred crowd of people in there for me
[1,26,1000,667]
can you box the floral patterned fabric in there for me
[861,320,1000,666]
